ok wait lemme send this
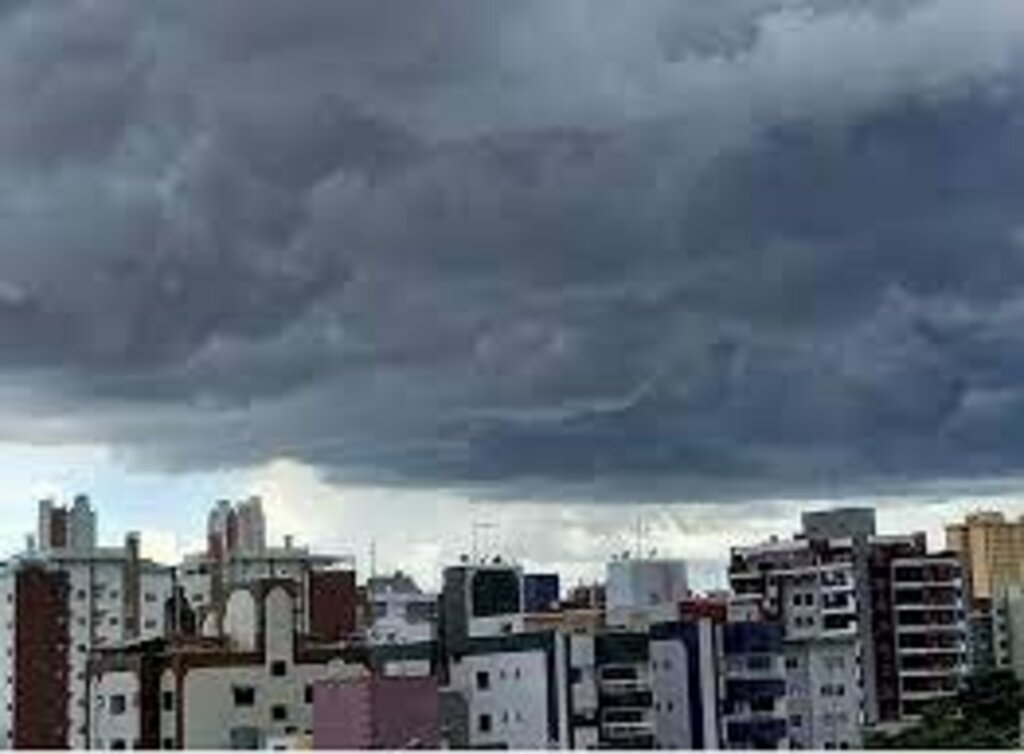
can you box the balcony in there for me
[598,677,651,696]
[896,623,964,634]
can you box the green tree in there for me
[865,670,1023,749]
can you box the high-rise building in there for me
[946,511,1024,601]
[0,501,174,749]
[730,530,863,749]
[867,534,967,723]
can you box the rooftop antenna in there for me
[472,520,497,563]
[635,513,649,559]
[369,539,377,580]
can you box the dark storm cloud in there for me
[1,0,1024,501]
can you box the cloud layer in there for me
[2,0,1024,502]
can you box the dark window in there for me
[162,738,175,749]
[233,686,256,707]
[272,704,288,722]
[162,690,174,711]
[790,714,802,728]
[479,714,492,733]
[305,685,314,704]
[111,740,126,750]
[110,695,126,715]
[476,671,490,690]
[271,660,287,677]
[471,570,520,617]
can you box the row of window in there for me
[232,684,315,708]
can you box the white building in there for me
[179,501,354,639]
[366,572,437,646]
[606,557,689,628]
[0,499,174,749]
[90,580,386,750]
[445,637,562,749]
[731,535,863,749]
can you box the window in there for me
[666,701,674,712]
[111,739,126,750]
[110,694,127,716]
[144,619,157,630]
[478,714,492,733]
[109,616,119,626]
[786,657,799,670]
[790,714,802,729]
[76,589,86,601]
[162,738,175,750]
[162,691,174,712]
[514,667,521,680]
[271,660,287,677]
[233,686,256,707]
[476,671,490,691]
[145,593,157,603]
[271,704,288,722]
[305,685,314,704]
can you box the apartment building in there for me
[0,499,174,749]
[946,511,1024,601]
[730,531,863,749]
[606,557,689,629]
[89,578,418,750]
[868,534,967,723]
[178,500,356,643]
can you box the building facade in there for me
[0,499,174,749]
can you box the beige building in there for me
[946,511,1024,601]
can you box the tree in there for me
[865,670,1023,749]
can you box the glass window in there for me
[233,686,256,707]
[110,695,126,716]
[476,671,490,690]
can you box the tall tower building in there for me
[946,511,1024,602]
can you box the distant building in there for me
[312,671,440,749]
[365,571,437,646]
[606,557,689,629]
[179,500,356,642]
[524,573,561,614]
[946,511,1024,602]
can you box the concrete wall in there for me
[448,649,550,748]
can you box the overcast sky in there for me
[2,1,1024,588]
